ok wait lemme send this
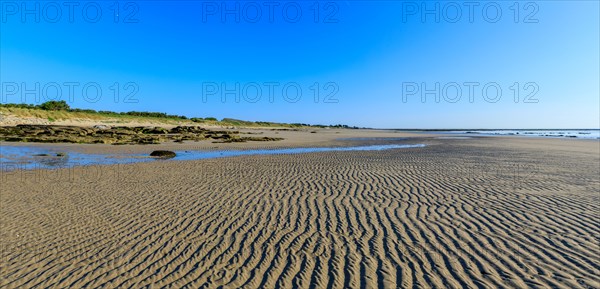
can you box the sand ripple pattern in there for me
[1,139,599,288]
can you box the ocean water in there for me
[434,130,600,139]
[0,143,426,171]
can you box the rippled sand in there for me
[1,133,598,288]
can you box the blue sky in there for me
[1,1,598,128]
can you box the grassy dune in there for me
[1,106,191,125]
[0,106,310,128]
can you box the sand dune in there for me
[1,136,598,288]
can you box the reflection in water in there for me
[34,155,70,168]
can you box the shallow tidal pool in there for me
[0,143,426,171]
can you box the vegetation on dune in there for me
[1,101,190,121]
[0,101,361,129]
[39,100,70,111]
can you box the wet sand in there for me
[1,130,599,288]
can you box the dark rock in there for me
[0,125,283,145]
[150,150,177,158]
[4,137,25,142]
[241,137,284,142]
[217,138,247,143]
[144,127,169,134]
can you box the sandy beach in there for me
[1,130,598,288]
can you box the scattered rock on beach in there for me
[0,125,283,145]
[150,150,177,158]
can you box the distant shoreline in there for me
[384,128,600,131]
[398,129,600,140]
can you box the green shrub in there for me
[70,108,98,114]
[39,100,70,111]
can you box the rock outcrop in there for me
[0,125,283,145]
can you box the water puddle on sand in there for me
[336,137,408,141]
[1,144,426,170]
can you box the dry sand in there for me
[1,131,599,288]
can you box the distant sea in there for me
[428,129,600,139]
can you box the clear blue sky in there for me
[1,1,598,128]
